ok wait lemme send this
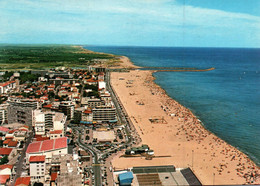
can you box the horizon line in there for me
[0,43,259,49]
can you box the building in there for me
[15,177,31,186]
[55,155,82,186]
[0,81,16,94]
[0,165,13,177]
[118,172,134,186]
[49,78,79,85]
[8,98,39,127]
[0,148,13,158]
[13,130,27,142]
[33,110,45,135]
[114,165,202,186]
[0,175,10,186]
[50,130,64,139]
[59,101,74,120]
[26,137,68,162]
[29,155,46,183]
[92,105,117,123]
[48,71,73,79]
[98,81,106,90]
[33,110,66,134]
[87,98,104,108]
[0,105,8,125]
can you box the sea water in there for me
[85,46,260,166]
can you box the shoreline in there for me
[104,54,259,184]
[150,71,260,166]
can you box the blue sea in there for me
[85,46,260,166]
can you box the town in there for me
[0,67,146,186]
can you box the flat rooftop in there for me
[114,166,201,186]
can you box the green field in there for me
[0,45,116,70]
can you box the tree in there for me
[47,91,55,99]
[0,155,9,165]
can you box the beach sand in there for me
[110,69,259,185]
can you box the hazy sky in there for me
[1,0,260,47]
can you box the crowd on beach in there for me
[143,73,259,184]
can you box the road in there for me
[11,131,34,186]
[74,127,102,186]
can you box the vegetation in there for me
[0,155,9,165]
[0,45,115,70]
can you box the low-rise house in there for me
[0,81,16,94]
[13,131,27,142]
[49,130,63,139]
[0,175,10,186]
[0,126,9,134]
[15,177,31,186]
[0,165,13,176]
[0,148,13,158]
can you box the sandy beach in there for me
[110,66,259,185]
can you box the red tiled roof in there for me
[5,137,13,139]
[41,140,54,151]
[51,172,58,181]
[0,165,13,170]
[26,137,67,154]
[26,142,41,154]
[8,141,18,147]
[36,137,50,141]
[8,129,17,134]
[0,126,9,132]
[22,125,29,129]
[43,104,52,108]
[54,137,67,149]
[3,139,12,145]
[84,110,92,114]
[29,155,45,163]
[15,177,30,186]
[0,175,10,184]
[0,81,15,87]
[86,79,97,82]
[0,148,12,155]
[50,130,62,134]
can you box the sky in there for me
[0,0,260,47]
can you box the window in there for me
[37,165,39,167]
[42,169,44,171]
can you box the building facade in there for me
[8,98,39,127]
[92,106,117,123]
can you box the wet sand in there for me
[110,69,259,185]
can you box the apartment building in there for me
[7,98,39,127]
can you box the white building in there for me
[33,110,45,135]
[29,155,46,183]
[98,81,106,90]
[0,81,16,94]
[32,110,66,135]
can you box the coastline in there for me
[106,55,259,184]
